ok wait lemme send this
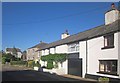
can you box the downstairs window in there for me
[99,60,118,75]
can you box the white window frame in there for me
[68,42,79,53]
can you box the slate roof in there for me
[38,19,120,51]
[6,48,21,52]
[28,42,48,49]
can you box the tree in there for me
[12,46,18,57]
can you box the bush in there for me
[6,58,11,62]
[27,60,35,68]
[2,57,11,64]
[34,61,41,67]
[14,58,21,61]
[10,61,27,66]
[2,57,6,64]
[41,53,67,69]
[46,61,54,69]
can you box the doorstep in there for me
[60,74,97,82]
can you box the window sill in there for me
[101,46,114,50]
[97,72,119,76]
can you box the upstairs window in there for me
[68,43,79,52]
[102,34,114,49]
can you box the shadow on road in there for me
[2,70,97,83]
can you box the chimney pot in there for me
[40,41,42,43]
[111,3,115,9]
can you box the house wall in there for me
[40,44,68,75]
[5,51,12,54]
[79,41,87,78]
[17,52,22,58]
[86,32,119,78]
[5,50,22,59]
[44,49,49,55]
[56,44,68,53]
[26,48,38,60]
[41,50,45,55]
[50,48,55,54]
[64,60,68,74]
[39,32,119,77]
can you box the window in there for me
[99,60,117,75]
[68,43,79,52]
[103,34,114,49]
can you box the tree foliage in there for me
[2,53,21,64]
[12,47,18,57]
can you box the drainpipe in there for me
[118,30,120,78]
[86,39,88,74]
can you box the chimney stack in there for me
[61,30,70,39]
[105,3,119,25]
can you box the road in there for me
[2,64,97,82]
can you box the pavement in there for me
[61,74,97,82]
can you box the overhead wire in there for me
[3,5,108,26]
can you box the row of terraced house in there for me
[26,3,120,81]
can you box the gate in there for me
[68,53,82,77]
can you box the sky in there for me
[2,2,118,51]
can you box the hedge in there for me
[10,61,27,66]
[26,60,35,68]
[46,60,54,69]
[34,61,41,67]
[2,57,6,64]
[2,57,11,64]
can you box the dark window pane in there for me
[104,34,114,47]
[112,61,117,72]
[99,60,117,74]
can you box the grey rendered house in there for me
[26,41,48,61]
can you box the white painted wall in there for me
[44,49,49,55]
[50,48,55,54]
[41,50,45,55]
[79,41,87,78]
[87,32,119,78]
[62,60,68,74]
[56,44,68,53]
[105,9,119,25]
[17,52,22,58]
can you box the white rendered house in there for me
[37,3,120,81]
[5,47,22,58]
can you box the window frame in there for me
[98,60,118,76]
[68,42,79,52]
[102,34,114,49]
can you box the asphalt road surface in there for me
[2,64,97,82]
